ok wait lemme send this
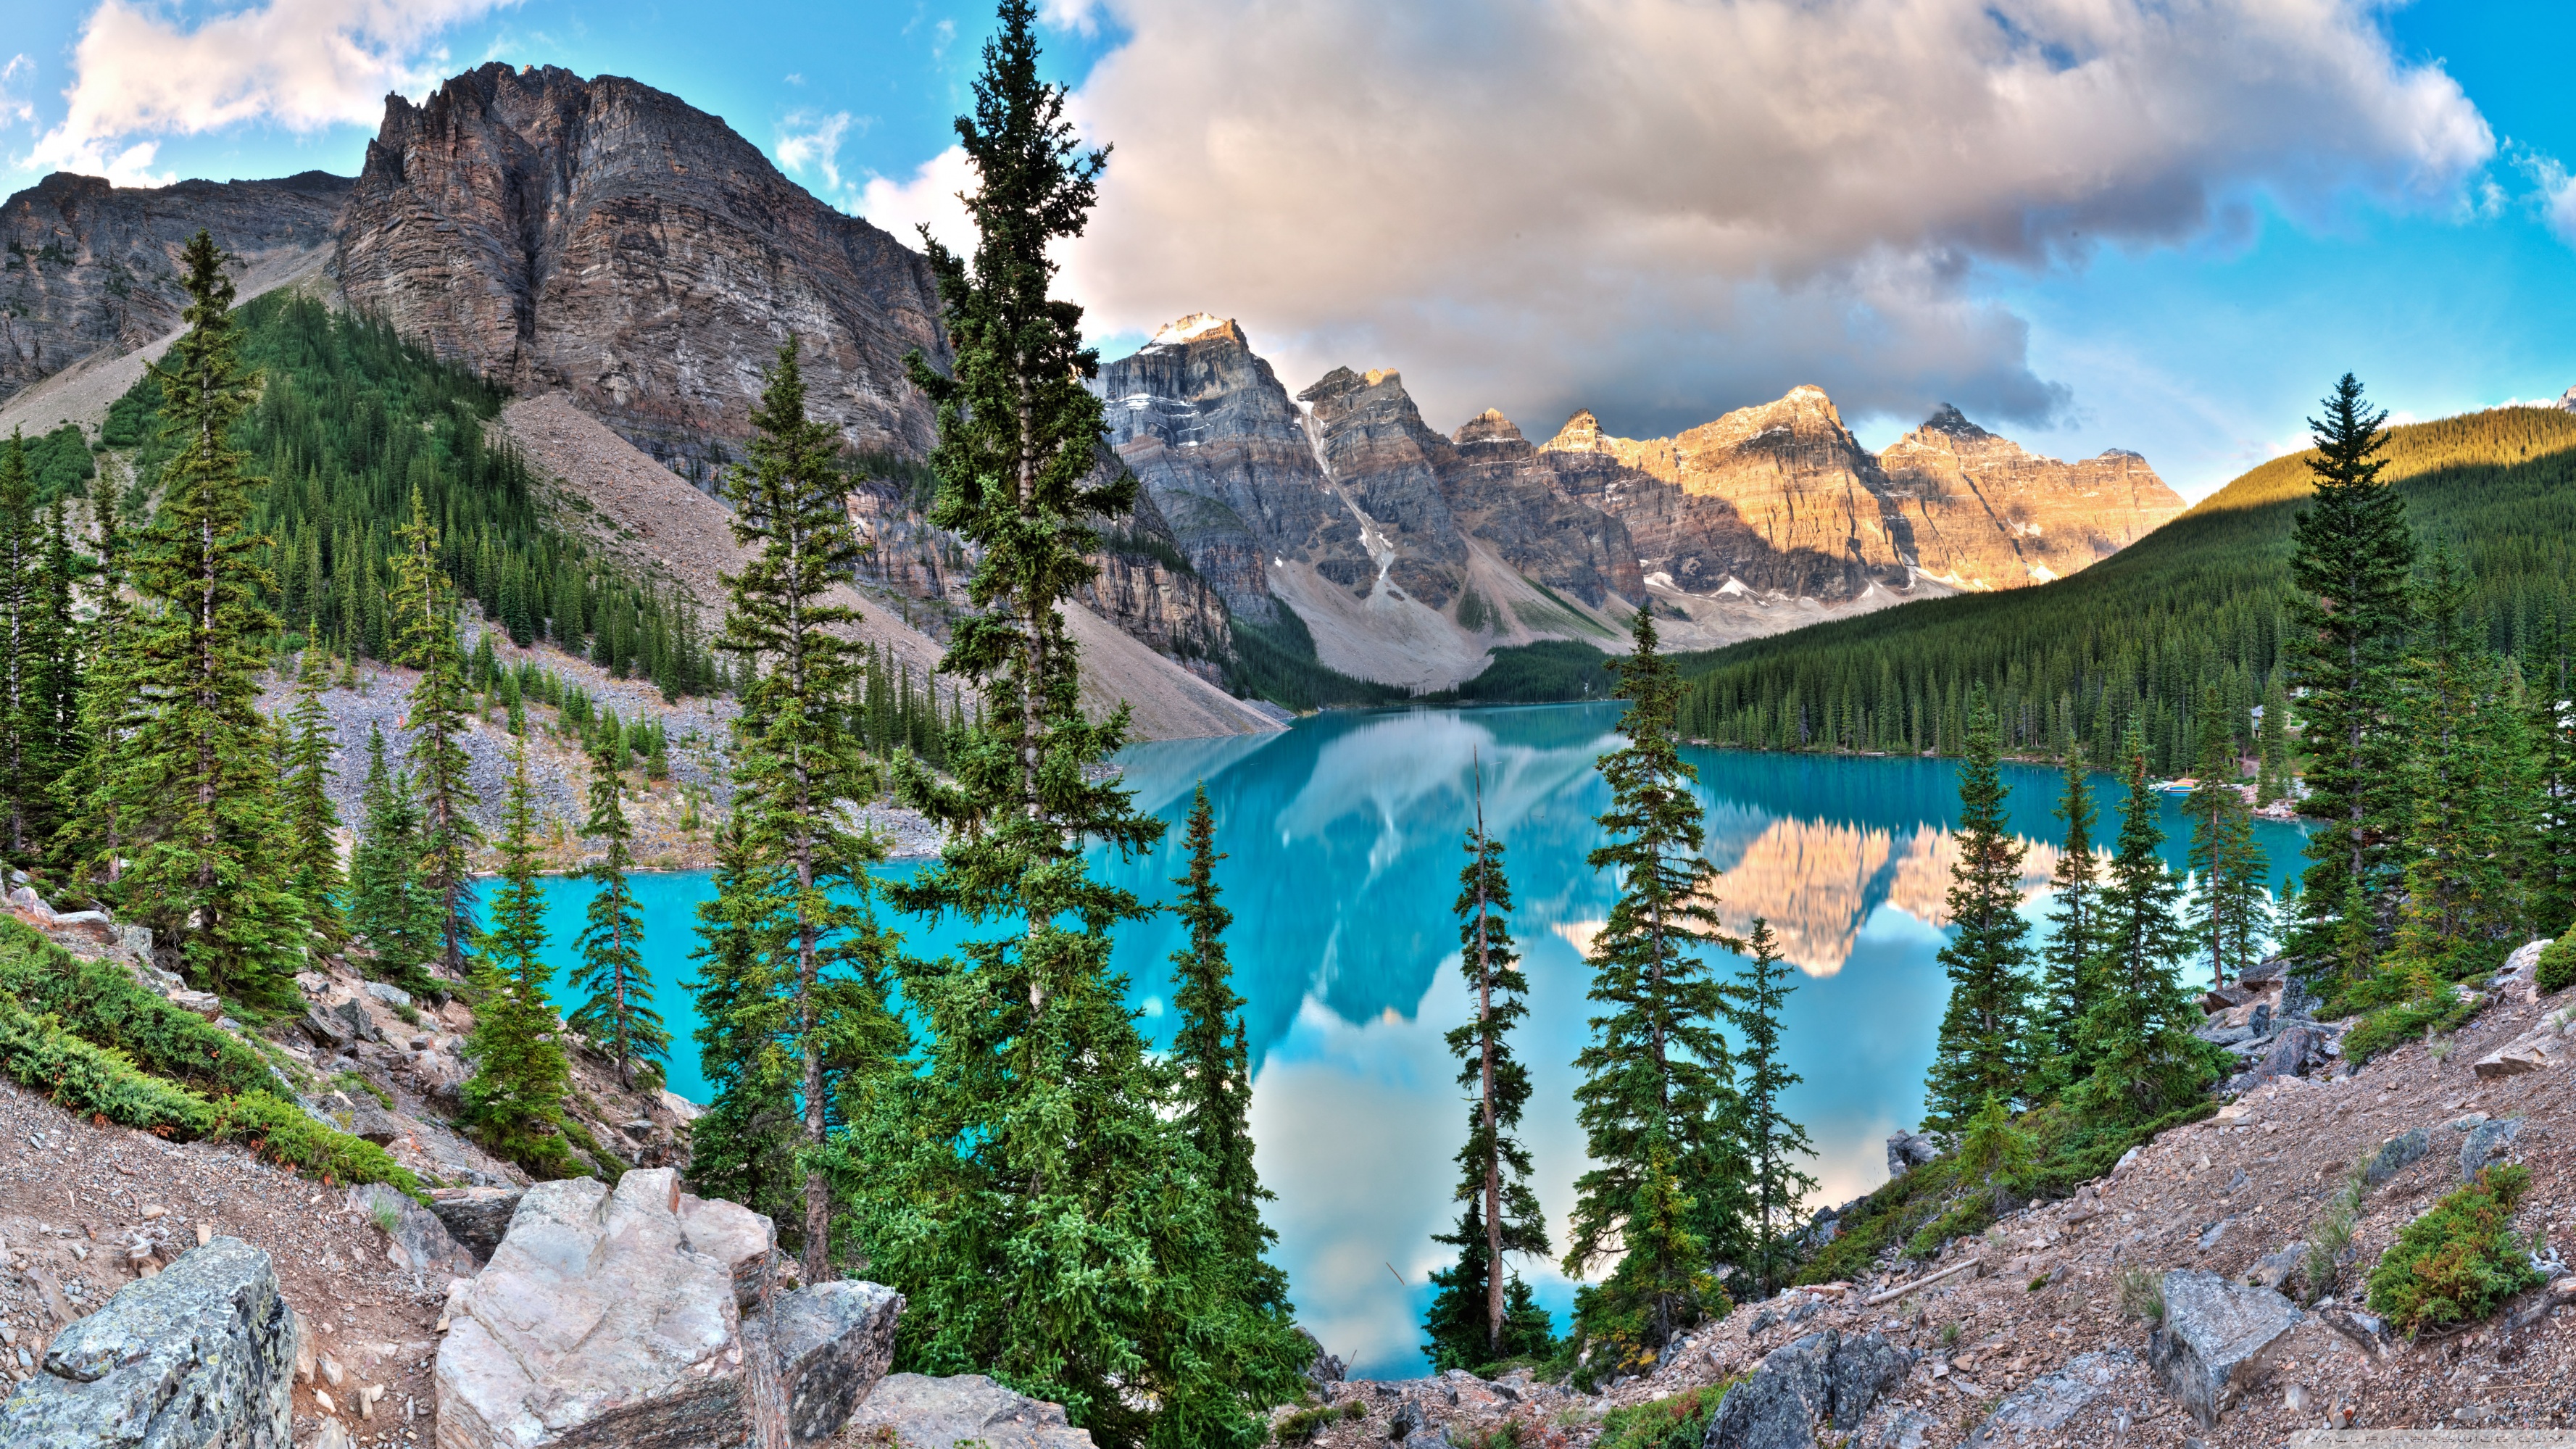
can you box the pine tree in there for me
[2071,723,2214,1125]
[2185,686,2269,989]
[2028,747,2103,1099]
[27,500,81,840]
[1565,607,1741,1368]
[684,810,806,1231]
[2528,611,2576,935]
[2385,547,2532,987]
[1727,918,1816,1300]
[1422,769,1549,1369]
[281,651,349,946]
[570,728,669,1090]
[53,481,133,891]
[707,339,897,1284]
[2287,374,2414,981]
[862,9,1307,1440]
[2256,678,2292,807]
[1421,1200,1555,1374]
[460,743,576,1177]
[112,232,300,1005]
[1922,687,2034,1129]
[348,725,435,977]
[1166,786,1284,1305]
[389,486,481,977]
[0,430,43,860]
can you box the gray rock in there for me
[746,1279,902,1445]
[426,1187,527,1262]
[1296,1327,1345,1394]
[1389,1398,1429,1442]
[1707,1329,1834,1449]
[1885,1130,1940,1178]
[2146,1269,2302,1429]
[1824,1331,1912,1429]
[0,1237,298,1448]
[363,981,414,1009]
[348,1183,477,1280]
[2246,1002,2272,1039]
[2244,1243,2308,1293]
[681,1192,776,1311]
[435,1168,901,1448]
[2459,1117,2523,1182]
[2198,1218,2230,1250]
[1869,1409,1936,1449]
[2366,1126,2433,1186]
[302,1002,357,1048]
[2249,1024,2328,1082]
[2196,1021,2254,1047]
[1964,1347,2135,1448]
[834,1371,1097,1433]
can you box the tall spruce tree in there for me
[862,9,1308,1442]
[460,743,576,1177]
[708,338,896,1283]
[2287,374,2414,981]
[0,431,43,860]
[570,728,669,1089]
[2029,747,2103,1098]
[1166,786,1284,1306]
[348,725,436,976]
[2071,723,2214,1125]
[389,487,481,977]
[281,652,349,946]
[112,232,299,1005]
[2256,679,2293,807]
[28,500,80,840]
[54,481,133,891]
[1921,688,2034,1129]
[1565,607,1742,1368]
[1727,919,1816,1300]
[2185,686,2269,989]
[2529,611,2576,934]
[1422,768,1549,1369]
[2386,547,2531,987]
[684,810,805,1231]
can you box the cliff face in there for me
[1541,389,1916,599]
[0,171,350,401]
[1096,315,1365,624]
[1445,410,1645,607]
[1876,405,2185,589]
[1299,365,1468,607]
[334,63,948,473]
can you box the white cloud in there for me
[2522,154,2576,248]
[1039,0,1104,33]
[776,110,862,201]
[21,0,515,183]
[860,144,979,257]
[1055,0,2495,438]
[0,55,34,129]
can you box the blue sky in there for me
[5,0,2572,499]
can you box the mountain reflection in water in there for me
[528,701,2307,1380]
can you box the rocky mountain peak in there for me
[1452,408,1528,452]
[334,61,947,474]
[1542,409,1610,454]
[1147,312,1238,347]
[1919,402,1991,439]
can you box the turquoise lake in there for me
[520,702,2309,1378]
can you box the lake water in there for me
[523,702,2309,1378]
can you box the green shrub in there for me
[206,1090,423,1197]
[0,921,277,1095]
[2343,990,2482,1066]
[0,999,216,1137]
[1272,1400,1364,1444]
[1595,1383,1727,1449]
[2366,1165,2544,1334]
[2538,931,2576,996]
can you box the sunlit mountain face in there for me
[525,702,2308,1378]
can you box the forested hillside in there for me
[1675,405,2576,771]
[104,294,715,697]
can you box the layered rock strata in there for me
[1877,405,2184,589]
[0,170,349,401]
[336,63,948,473]
[1,1236,299,1448]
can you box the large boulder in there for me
[2146,1270,2302,1429]
[1706,1329,1911,1448]
[842,1373,1097,1448]
[0,1236,299,1448]
[433,1168,897,1448]
[1885,1131,1940,1178]
[2364,1127,2433,1186]
[349,1182,478,1280]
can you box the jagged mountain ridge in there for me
[1097,314,2180,689]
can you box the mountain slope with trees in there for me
[1676,404,2576,773]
